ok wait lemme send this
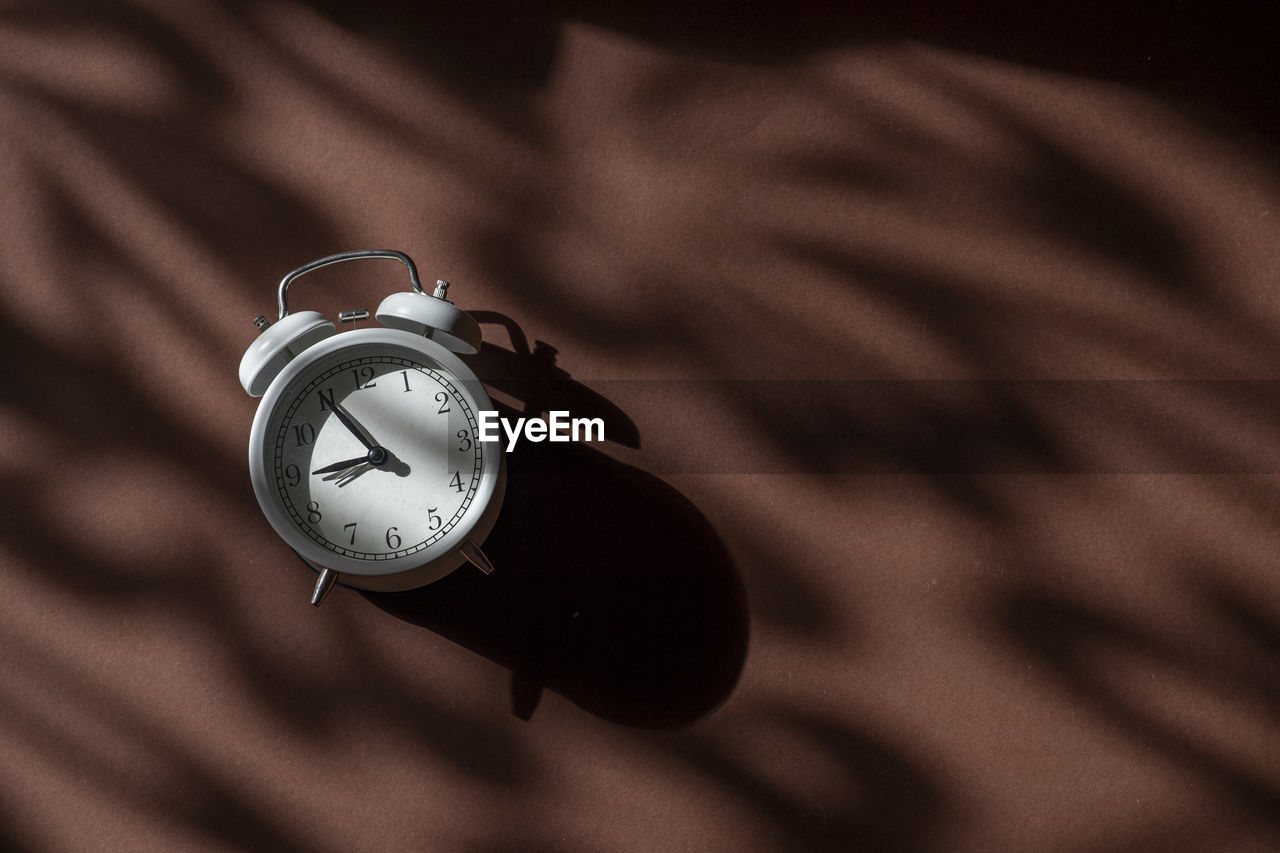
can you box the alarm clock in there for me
[239,250,504,606]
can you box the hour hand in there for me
[312,456,370,475]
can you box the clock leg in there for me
[311,568,340,606]
[460,539,495,575]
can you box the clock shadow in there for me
[362,317,748,728]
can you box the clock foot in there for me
[460,539,495,575]
[311,568,340,606]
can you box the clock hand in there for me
[334,463,373,487]
[313,455,372,475]
[313,446,390,475]
[328,402,378,452]
[380,448,411,477]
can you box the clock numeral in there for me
[427,507,442,531]
[351,366,377,390]
[293,423,316,446]
[435,391,451,414]
[456,429,472,452]
[385,527,402,549]
[343,522,357,545]
[317,387,336,412]
[284,464,301,487]
[449,471,464,493]
[400,370,412,392]
[305,501,322,524]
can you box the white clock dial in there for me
[267,353,483,562]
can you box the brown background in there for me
[2,2,1280,851]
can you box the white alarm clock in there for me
[239,250,504,605]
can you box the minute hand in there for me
[329,403,377,451]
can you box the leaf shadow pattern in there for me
[364,328,748,727]
[998,584,1280,828]
[671,707,946,852]
[0,606,340,852]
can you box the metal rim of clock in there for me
[277,249,425,320]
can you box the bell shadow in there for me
[466,310,641,449]
[363,315,747,728]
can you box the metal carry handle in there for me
[277,249,424,319]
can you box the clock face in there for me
[261,343,487,567]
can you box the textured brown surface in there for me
[2,2,1280,851]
